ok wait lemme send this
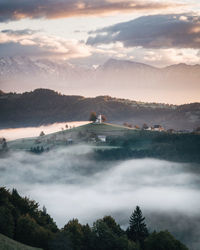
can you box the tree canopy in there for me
[89,112,97,122]
[0,188,189,250]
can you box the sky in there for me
[0,0,200,67]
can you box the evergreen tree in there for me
[101,115,107,122]
[144,231,189,250]
[89,112,97,122]
[2,138,8,151]
[63,219,84,250]
[0,206,14,238]
[40,131,45,136]
[128,206,149,246]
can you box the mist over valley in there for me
[1,2,200,249]
[1,146,200,249]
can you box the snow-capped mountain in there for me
[0,57,199,104]
[0,56,84,79]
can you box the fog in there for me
[0,121,90,141]
[0,145,200,249]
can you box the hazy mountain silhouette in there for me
[0,57,200,104]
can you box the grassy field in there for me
[4,121,200,162]
[0,233,42,250]
[7,122,133,150]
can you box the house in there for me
[145,127,152,131]
[142,125,152,131]
[97,135,106,142]
[153,125,164,131]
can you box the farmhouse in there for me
[97,135,106,142]
[153,125,164,131]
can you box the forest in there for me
[94,131,200,163]
[0,187,188,250]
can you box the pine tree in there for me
[89,112,97,122]
[128,206,149,245]
[40,131,45,136]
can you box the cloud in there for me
[142,48,200,66]
[1,148,199,217]
[0,29,91,59]
[0,121,89,141]
[87,14,200,49]
[0,0,184,22]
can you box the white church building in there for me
[95,114,103,124]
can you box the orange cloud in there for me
[0,0,185,22]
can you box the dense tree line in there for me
[0,187,58,249]
[95,131,200,163]
[0,188,188,250]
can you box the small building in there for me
[143,126,152,131]
[153,125,164,131]
[95,114,102,124]
[97,135,106,142]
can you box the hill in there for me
[6,122,200,164]
[0,233,42,250]
[7,122,131,150]
[0,88,199,130]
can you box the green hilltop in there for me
[4,122,200,163]
[7,122,133,151]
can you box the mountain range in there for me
[0,88,199,130]
[0,56,200,104]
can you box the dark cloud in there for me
[87,14,200,49]
[2,29,40,36]
[0,0,181,22]
[0,42,51,57]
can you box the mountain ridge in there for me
[0,56,200,104]
[0,88,199,130]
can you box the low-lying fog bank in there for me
[0,121,90,141]
[0,145,199,249]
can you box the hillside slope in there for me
[0,233,42,250]
[0,89,199,130]
[6,122,200,164]
[7,122,131,150]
